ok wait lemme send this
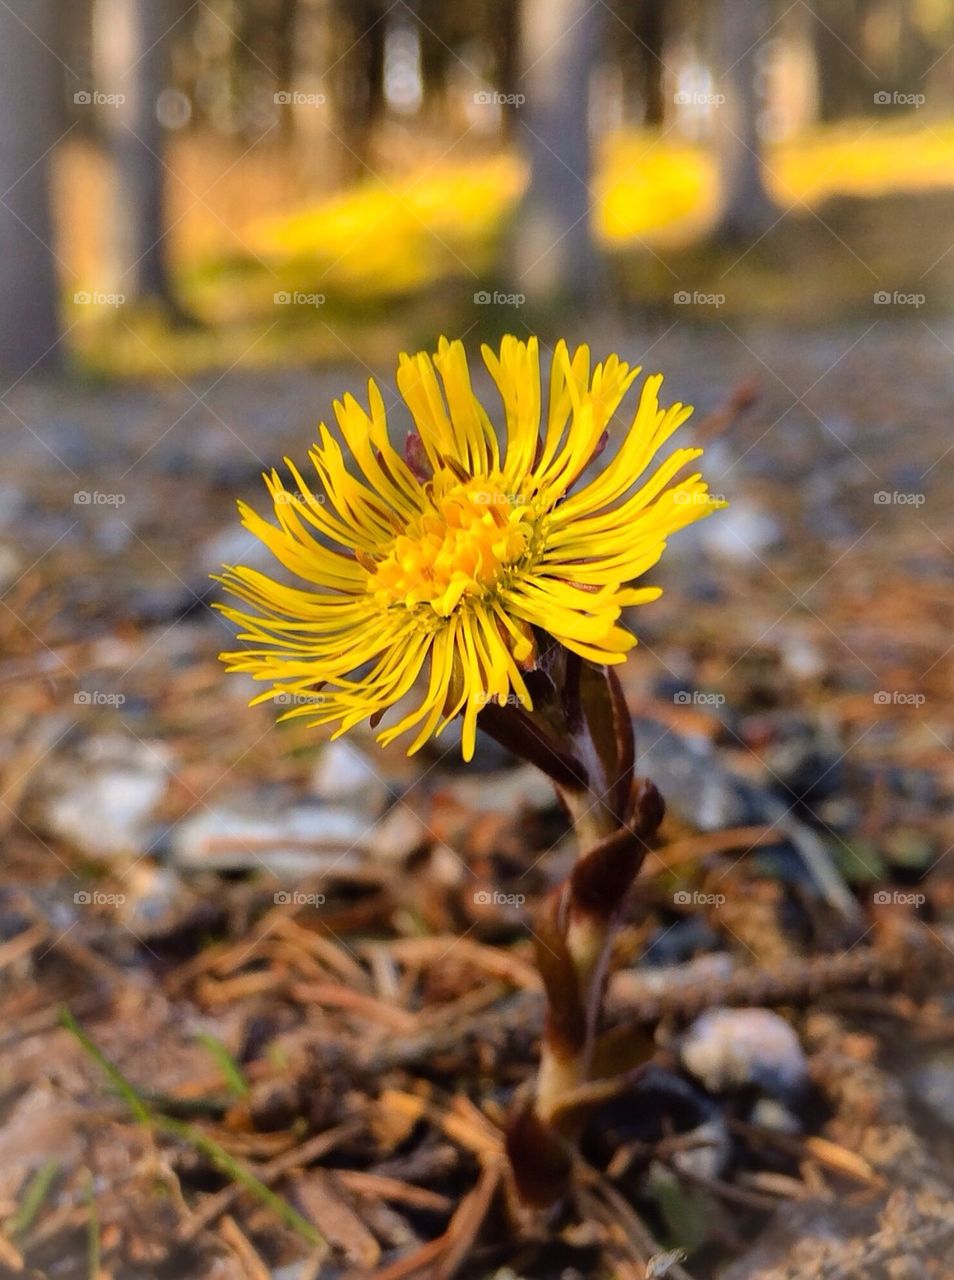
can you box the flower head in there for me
[217,336,722,760]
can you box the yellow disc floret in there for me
[368,473,532,617]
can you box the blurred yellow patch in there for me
[249,121,954,285]
[251,156,525,293]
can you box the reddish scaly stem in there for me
[482,655,665,1207]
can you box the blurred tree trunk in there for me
[292,0,337,181]
[512,0,604,308]
[0,0,62,378]
[418,3,450,124]
[276,0,299,93]
[333,0,385,181]
[94,0,179,311]
[713,0,776,244]
[812,0,861,121]
[493,0,521,139]
[894,2,933,95]
[634,0,667,126]
[294,0,384,185]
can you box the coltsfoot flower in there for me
[216,336,722,759]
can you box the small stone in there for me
[371,804,428,861]
[309,741,390,814]
[680,1007,809,1099]
[699,500,784,562]
[669,1116,730,1181]
[118,863,193,937]
[907,1053,954,1131]
[0,544,20,590]
[171,797,371,880]
[37,735,172,860]
[750,1097,802,1134]
[778,634,827,680]
[437,763,563,817]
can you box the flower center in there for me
[368,474,530,617]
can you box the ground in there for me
[0,315,952,1278]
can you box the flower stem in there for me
[487,658,665,1204]
[507,776,664,1206]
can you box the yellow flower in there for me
[217,336,722,760]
